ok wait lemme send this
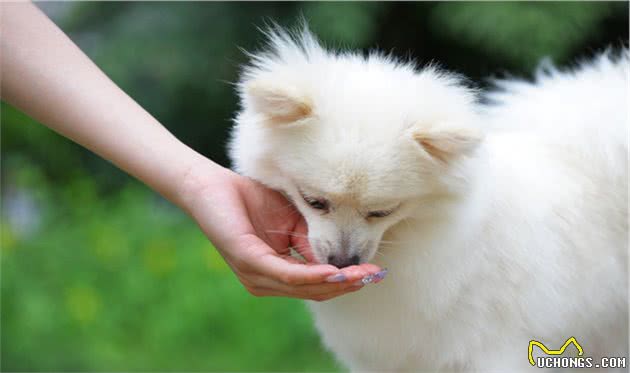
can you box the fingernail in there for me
[325,273,347,283]
[373,268,388,283]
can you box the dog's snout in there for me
[327,254,360,268]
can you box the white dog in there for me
[229,28,629,371]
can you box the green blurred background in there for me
[1,2,628,371]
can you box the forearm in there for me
[0,2,222,207]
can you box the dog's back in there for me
[485,51,628,174]
[479,51,629,369]
[311,51,629,371]
[230,30,629,370]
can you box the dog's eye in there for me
[304,196,329,211]
[367,209,393,218]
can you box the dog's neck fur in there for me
[409,143,490,243]
[373,144,494,317]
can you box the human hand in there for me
[178,162,386,301]
[0,2,385,302]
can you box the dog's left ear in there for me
[412,126,481,163]
[244,80,313,125]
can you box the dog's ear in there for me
[412,126,481,163]
[245,80,313,125]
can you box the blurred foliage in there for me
[1,2,627,371]
[430,2,623,70]
[1,164,338,371]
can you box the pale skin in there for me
[1,2,384,301]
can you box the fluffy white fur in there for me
[229,28,629,372]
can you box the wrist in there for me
[175,156,235,216]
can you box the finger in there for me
[287,283,364,301]
[293,282,365,299]
[245,286,287,298]
[247,273,365,298]
[337,265,373,282]
[356,263,382,275]
[253,285,362,301]
[252,250,341,285]
[306,285,365,302]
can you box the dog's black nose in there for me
[327,254,360,268]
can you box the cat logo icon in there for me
[528,337,584,366]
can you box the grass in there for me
[1,181,341,372]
